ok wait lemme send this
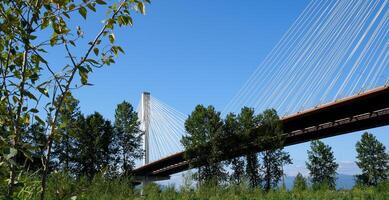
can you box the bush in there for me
[8,173,389,200]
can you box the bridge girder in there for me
[133,85,389,178]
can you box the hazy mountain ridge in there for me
[283,174,355,190]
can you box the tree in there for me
[52,94,81,173]
[259,109,292,191]
[237,107,261,188]
[114,101,143,177]
[182,105,226,185]
[0,0,149,198]
[20,123,47,172]
[75,112,115,179]
[9,123,50,188]
[293,172,307,191]
[306,140,338,190]
[223,113,245,185]
[262,149,292,191]
[355,132,389,186]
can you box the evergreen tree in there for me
[75,112,115,179]
[260,109,292,191]
[262,149,292,191]
[223,113,245,185]
[293,172,307,191]
[182,105,226,185]
[114,101,143,177]
[306,140,338,190]
[237,107,261,188]
[52,94,80,172]
[355,132,389,186]
[22,123,48,172]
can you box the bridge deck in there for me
[133,85,389,177]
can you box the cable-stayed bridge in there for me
[133,0,389,183]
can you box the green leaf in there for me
[29,108,39,113]
[109,33,115,44]
[96,0,107,5]
[79,7,87,19]
[24,114,30,124]
[69,40,76,46]
[12,96,19,103]
[78,66,89,85]
[35,115,45,125]
[5,148,17,160]
[137,2,146,14]
[23,91,38,101]
[50,33,58,46]
[29,35,37,40]
[93,48,99,56]
[86,59,99,65]
[63,12,70,18]
[87,3,96,12]
[37,86,49,97]
[117,46,124,54]
[41,18,49,30]
[69,4,76,10]
[106,19,114,29]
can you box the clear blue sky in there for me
[54,0,388,177]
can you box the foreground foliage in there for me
[5,174,389,200]
[0,0,149,198]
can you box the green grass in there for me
[4,173,389,200]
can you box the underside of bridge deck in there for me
[132,86,389,178]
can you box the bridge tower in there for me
[141,92,151,165]
[138,92,170,193]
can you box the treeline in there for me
[1,100,388,199]
[0,94,144,192]
[181,105,389,191]
[182,106,291,191]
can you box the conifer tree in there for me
[355,132,389,186]
[306,140,338,190]
[260,109,292,191]
[182,105,226,185]
[114,101,143,177]
[237,107,261,188]
[293,172,307,191]
[262,149,292,190]
[223,113,245,185]
[75,112,115,179]
[52,94,81,172]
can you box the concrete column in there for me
[142,92,151,165]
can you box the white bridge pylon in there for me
[137,92,187,164]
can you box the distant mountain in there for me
[158,174,356,190]
[283,174,355,190]
[335,174,356,190]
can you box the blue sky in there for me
[49,0,389,178]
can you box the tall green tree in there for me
[114,101,143,177]
[355,132,389,186]
[261,149,292,191]
[52,94,81,173]
[306,140,338,190]
[259,109,292,191]
[293,172,307,191]
[237,107,261,188]
[0,0,150,198]
[182,105,226,185]
[223,113,245,185]
[75,112,115,179]
[17,123,47,172]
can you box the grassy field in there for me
[8,173,389,200]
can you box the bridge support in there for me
[142,92,151,165]
[135,175,170,195]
